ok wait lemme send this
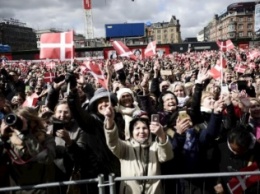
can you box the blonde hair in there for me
[201,91,214,103]
[168,82,186,96]
[15,107,45,131]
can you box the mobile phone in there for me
[151,114,159,123]
[52,121,64,136]
[237,80,247,91]
[221,85,229,94]
[230,83,238,91]
[178,110,189,120]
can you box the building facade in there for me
[149,15,182,44]
[198,1,257,47]
[0,18,37,51]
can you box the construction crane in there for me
[82,0,94,39]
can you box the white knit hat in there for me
[117,88,134,101]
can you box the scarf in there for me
[115,102,140,140]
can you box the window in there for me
[248,32,253,37]
[248,17,252,22]
[238,24,243,30]
[157,29,161,33]
[238,32,244,37]
[248,24,252,29]
[239,17,244,22]
[157,35,161,40]
[164,29,167,33]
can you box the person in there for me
[0,107,56,194]
[47,100,89,194]
[115,87,140,139]
[67,87,123,193]
[213,126,260,194]
[168,82,189,108]
[4,70,26,101]
[104,105,173,194]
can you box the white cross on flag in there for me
[84,61,107,88]
[40,31,74,60]
[44,72,56,83]
[45,61,56,70]
[112,40,136,61]
[216,39,234,52]
[235,64,247,73]
[209,58,227,79]
[227,162,260,194]
[144,41,157,58]
[247,49,260,61]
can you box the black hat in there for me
[88,88,117,112]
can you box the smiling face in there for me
[162,93,177,112]
[201,94,215,110]
[119,93,133,108]
[96,97,109,116]
[54,103,71,122]
[132,120,149,144]
[174,85,185,97]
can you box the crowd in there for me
[1,46,260,194]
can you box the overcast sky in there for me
[0,0,256,40]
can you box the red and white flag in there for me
[113,62,124,71]
[45,61,56,70]
[209,58,227,79]
[112,40,136,60]
[144,41,157,58]
[216,39,234,52]
[227,162,260,194]
[40,31,74,60]
[235,64,247,73]
[84,61,107,88]
[249,62,256,69]
[247,49,260,61]
[22,93,38,107]
[43,72,55,83]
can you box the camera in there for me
[4,113,23,131]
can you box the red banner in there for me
[83,0,91,10]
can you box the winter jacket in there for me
[104,124,173,194]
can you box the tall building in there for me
[198,1,256,47]
[150,15,182,44]
[0,18,37,51]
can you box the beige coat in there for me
[104,125,173,194]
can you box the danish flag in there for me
[84,61,107,88]
[112,40,136,60]
[22,93,38,107]
[40,31,74,60]
[227,162,260,194]
[247,49,259,61]
[45,61,56,70]
[43,72,56,83]
[209,58,227,79]
[144,41,157,58]
[235,64,247,73]
[216,39,234,52]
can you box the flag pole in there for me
[102,60,112,105]
[67,30,74,94]
[220,51,224,88]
